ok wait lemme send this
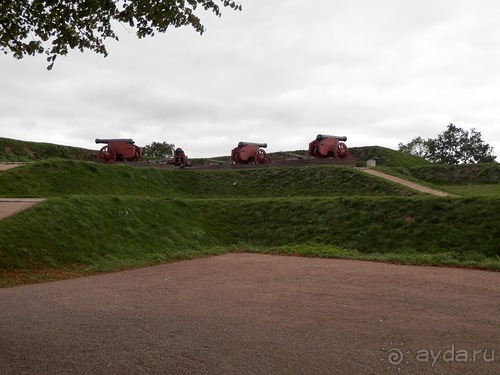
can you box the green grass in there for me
[0,159,419,198]
[409,163,500,185]
[1,195,498,286]
[349,146,432,168]
[0,137,96,162]
[437,184,500,197]
[251,245,499,270]
[0,196,233,278]
[191,145,432,168]
[0,154,498,287]
[374,163,500,197]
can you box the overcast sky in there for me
[1,0,499,158]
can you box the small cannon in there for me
[172,147,190,167]
[308,134,349,159]
[95,138,142,164]
[231,142,268,164]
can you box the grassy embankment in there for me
[0,137,96,162]
[0,157,499,287]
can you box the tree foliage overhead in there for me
[142,141,175,158]
[0,0,242,69]
[398,123,497,164]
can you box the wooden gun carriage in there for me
[172,147,190,167]
[231,142,268,164]
[308,134,349,159]
[95,138,142,164]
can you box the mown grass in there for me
[0,159,419,198]
[348,146,432,168]
[373,164,500,197]
[409,163,500,185]
[438,184,500,197]
[186,145,432,169]
[1,195,498,286]
[251,246,499,270]
[0,137,96,162]
[1,158,498,287]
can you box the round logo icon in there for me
[388,348,404,365]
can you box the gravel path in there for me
[1,253,498,375]
[0,198,45,220]
[0,163,26,171]
[0,165,494,374]
[0,164,45,219]
[0,164,449,221]
[359,168,449,196]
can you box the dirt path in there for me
[0,164,449,222]
[0,253,498,375]
[0,163,26,171]
[359,168,449,196]
[0,163,45,219]
[0,198,45,220]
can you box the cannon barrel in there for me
[237,142,268,148]
[316,134,347,142]
[95,138,136,145]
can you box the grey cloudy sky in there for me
[1,0,499,158]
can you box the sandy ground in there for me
[0,253,498,375]
[0,163,26,171]
[0,198,45,220]
[0,164,496,374]
[0,163,45,219]
[359,169,449,196]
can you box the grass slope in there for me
[1,196,498,286]
[0,137,96,162]
[0,159,419,198]
[349,146,432,168]
[1,159,499,286]
[197,146,432,169]
[375,163,500,197]
[409,163,500,185]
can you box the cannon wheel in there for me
[255,149,268,164]
[98,145,117,164]
[336,143,348,159]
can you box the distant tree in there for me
[397,136,431,159]
[0,0,242,70]
[142,141,175,158]
[399,123,496,164]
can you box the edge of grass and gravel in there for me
[1,195,498,287]
[0,154,498,287]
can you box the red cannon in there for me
[308,134,349,159]
[95,138,142,164]
[231,142,268,164]
[172,147,190,167]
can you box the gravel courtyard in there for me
[1,253,498,375]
